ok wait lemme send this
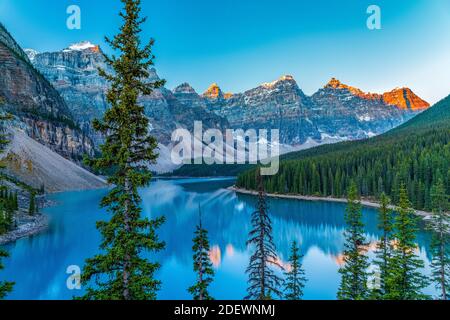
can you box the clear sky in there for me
[0,0,449,104]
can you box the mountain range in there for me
[236,93,450,211]
[23,41,430,173]
[0,22,433,186]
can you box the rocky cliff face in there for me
[0,27,94,161]
[382,87,430,111]
[25,41,430,163]
[194,76,428,145]
[31,42,110,146]
[201,76,320,144]
[309,78,425,140]
[30,43,229,146]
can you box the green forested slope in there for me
[237,95,450,210]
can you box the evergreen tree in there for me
[236,94,450,213]
[337,182,369,300]
[246,172,283,300]
[0,113,13,298]
[13,192,18,211]
[429,180,449,300]
[80,0,166,300]
[0,249,14,299]
[28,192,35,216]
[385,185,430,300]
[284,240,306,300]
[372,193,393,298]
[188,206,214,300]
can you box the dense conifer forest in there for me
[237,95,450,210]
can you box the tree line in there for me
[236,128,449,212]
[0,113,14,298]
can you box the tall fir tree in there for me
[246,171,283,300]
[80,0,166,300]
[337,182,369,300]
[428,180,449,300]
[28,192,35,216]
[188,206,215,300]
[284,240,307,300]
[371,193,393,298]
[0,249,14,300]
[385,184,430,300]
[0,113,14,298]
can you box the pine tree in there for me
[13,192,18,211]
[429,180,449,300]
[372,193,393,298]
[0,113,13,298]
[246,171,283,300]
[385,184,430,300]
[0,249,14,299]
[188,206,215,300]
[284,240,307,300]
[28,192,35,216]
[337,182,369,300]
[80,0,166,300]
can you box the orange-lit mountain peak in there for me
[382,87,430,111]
[89,45,101,53]
[326,77,344,89]
[325,78,375,99]
[325,78,430,111]
[223,92,233,99]
[203,83,223,99]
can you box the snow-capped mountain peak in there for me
[64,41,99,52]
[24,48,39,62]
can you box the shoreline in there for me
[0,213,49,245]
[228,186,432,219]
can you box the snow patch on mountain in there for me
[24,49,39,62]
[65,41,97,52]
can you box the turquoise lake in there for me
[0,178,437,300]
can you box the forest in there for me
[237,95,450,210]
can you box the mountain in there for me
[201,76,321,145]
[29,43,228,148]
[2,128,106,192]
[179,75,429,145]
[25,40,430,173]
[309,78,429,140]
[171,76,430,177]
[236,94,450,211]
[28,43,430,147]
[0,24,94,161]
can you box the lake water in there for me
[0,178,436,300]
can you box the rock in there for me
[29,44,229,148]
[0,24,94,162]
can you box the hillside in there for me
[2,128,106,192]
[236,94,450,211]
[0,23,94,161]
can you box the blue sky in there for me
[0,0,449,103]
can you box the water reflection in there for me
[0,178,435,300]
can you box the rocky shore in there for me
[0,178,50,245]
[0,212,48,245]
[229,186,432,220]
